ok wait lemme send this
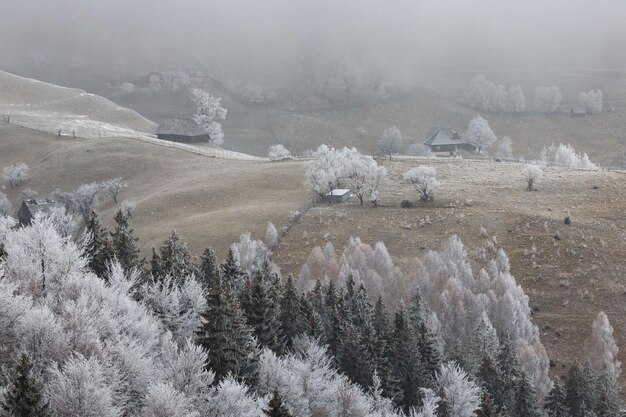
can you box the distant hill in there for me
[0,69,156,138]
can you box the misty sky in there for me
[1,0,625,84]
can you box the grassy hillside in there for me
[0,123,307,257]
[273,159,626,381]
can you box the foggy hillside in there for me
[2,0,626,87]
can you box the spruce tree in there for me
[408,284,426,332]
[155,230,193,283]
[84,210,112,278]
[436,386,451,417]
[196,273,258,384]
[221,248,245,295]
[150,246,162,278]
[280,275,307,350]
[418,321,442,388]
[566,361,594,417]
[110,209,142,272]
[478,355,504,411]
[497,335,520,410]
[372,296,401,403]
[545,379,570,417]
[1,354,50,417]
[389,305,423,412]
[198,247,218,289]
[336,320,373,389]
[513,372,539,417]
[242,265,285,354]
[263,390,293,417]
[477,392,498,417]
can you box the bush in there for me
[2,162,29,188]
[268,144,292,161]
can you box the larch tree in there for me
[464,115,496,154]
[265,222,278,250]
[436,362,481,417]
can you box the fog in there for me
[1,0,626,86]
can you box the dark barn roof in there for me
[156,119,208,137]
[424,127,475,152]
[18,198,58,225]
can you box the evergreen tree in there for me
[84,210,112,278]
[545,379,570,417]
[155,230,194,282]
[242,264,285,354]
[436,385,452,417]
[372,296,400,403]
[389,305,423,412]
[594,369,622,417]
[1,354,50,417]
[221,248,246,295]
[196,273,258,384]
[513,372,539,417]
[336,320,373,389]
[566,361,594,417]
[478,355,504,411]
[110,209,142,272]
[198,247,218,289]
[150,246,162,278]
[497,335,520,410]
[280,275,307,350]
[418,321,442,388]
[477,392,498,417]
[408,284,426,332]
[263,390,293,417]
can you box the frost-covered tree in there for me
[196,275,258,384]
[577,90,603,115]
[99,178,127,204]
[534,87,562,114]
[0,191,12,217]
[191,88,228,146]
[464,116,496,154]
[141,383,197,417]
[46,354,121,417]
[265,222,278,250]
[304,144,346,198]
[205,376,264,417]
[232,232,271,279]
[585,311,621,384]
[506,86,526,115]
[379,126,403,159]
[1,354,51,417]
[268,144,292,161]
[406,143,434,157]
[198,247,218,289]
[3,162,29,188]
[152,229,194,282]
[110,209,142,272]
[343,150,388,205]
[74,182,99,223]
[263,390,293,417]
[467,313,500,374]
[495,137,513,160]
[436,362,481,417]
[540,143,597,170]
[404,166,439,202]
[545,380,569,417]
[83,210,112,277]
[522,165,542,191]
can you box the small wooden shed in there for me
[569,105,587,117]
[156,119,210,143]
[326,189,352,203]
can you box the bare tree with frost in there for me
[464,115,496,154]
[534,86,562,113]
[522,164,543,191]
[2,162,29,188]
[191,88,227,146]
[404,166,439,202]
[379,126,403,159]
[268,144,292,161]
[99,178,127,204]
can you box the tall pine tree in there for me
[1,354,50,417]
[196,273,258,384]
[84,210,112,278]
[110,209,142,273]
[221,248,246,295]
[545,379,570,417]
[280,275,307,350]
[198,247,218,289]
[513,372,539,417]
